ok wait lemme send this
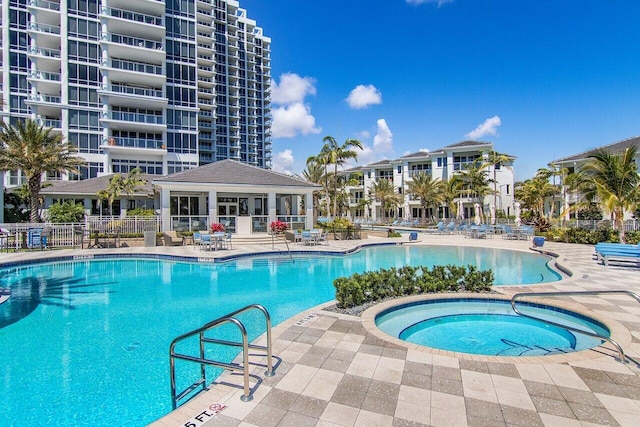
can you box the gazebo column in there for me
[305,192,313,229]
[267,192,277,226]
[161,188,171,231]
[208,190,217,225]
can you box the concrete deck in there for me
[2,234,639,426]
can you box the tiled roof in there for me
[552,136,640,163]
[441,140,492,149]
[40,173,155,197]
[367,159,393,167]
[399,150,434,159]
[154,159,320,188]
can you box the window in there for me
[68,41,100,63]
[69,63,100,85]
[68,17,100,40]
[69,132,101,153]
[112,159,163,175]
[70,162,103,180]
[437,157,448,168]
[69,110,100,130]
[68,86,100,107]
[168,161,197,174]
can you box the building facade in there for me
[0,0,271,188]
[548,136,640,221]
[343,141,516,223]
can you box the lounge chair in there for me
[594,243,640,266]
[163,231,184,246]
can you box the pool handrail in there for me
[510,290,640,362]
[169,304,274,408]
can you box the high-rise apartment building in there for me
[0,0,271,187]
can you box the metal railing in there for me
[169,304,273,408]
[510,290,640,362]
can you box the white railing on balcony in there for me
[105,111,165,124]
[110,59,163,75]
[109,84,163,98]
[107,137,164,149]
[103,6,164,26]
[105,33,164,51]
[29,22,61,35]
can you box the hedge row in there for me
[333,264,494,308]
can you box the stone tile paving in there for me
[7,235,637,427]
[152,238,638,427]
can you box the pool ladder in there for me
[510,290,640,363]
[169,304,274,409]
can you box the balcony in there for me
[27,70,61,93]
[107,0,165,16]
[27,0,60,23]
[98,84,167,108]
[100,111,166,132]
[101,32,165,63]
[27,46,61,69]
[101,6,164,37]
[28,22,61,42]
[103,137,166,155]
[104,58,165,86]
[26,94,63,116]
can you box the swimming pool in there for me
[0,245,560,426]
[375,298,609,356]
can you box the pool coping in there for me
[360,292,632,365]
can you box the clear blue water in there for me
[0,246,560,426]
[376,299,609,356]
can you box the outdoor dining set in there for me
[193,231,233,251]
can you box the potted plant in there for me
[210,222,225,233]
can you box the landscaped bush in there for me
[323,217,353,231]
[542,227,619,244]
[46,201,85,223]
[333,264,494,308]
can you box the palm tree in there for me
[442,175,464,220]
[369,178,402,222]
[321,136,364,217]
[484,150,513,221]
[97,168,147,216]
[406,172,446,223]
[0,119,85,222]
[581,147,640,242]
[306,144,332,216]
[515,172,558,218]
[457,158,493,222]
[301,159,326,219]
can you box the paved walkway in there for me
[2,235,639,426]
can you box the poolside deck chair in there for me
[501,225,518,240]
[301,230,314,246]
[316,230,328,245]
[163,231,184,246]
[221,232,233,249]
[594,243,640,266]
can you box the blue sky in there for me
[240,0,640,180]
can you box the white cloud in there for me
[373,118,393,153]
[271,149,295,175]
[406,0,453,6]
[346,84,383,109]
[465,116,501,139]
[271,73,316,104]
[271,103,321,138]
[270,73,320,139]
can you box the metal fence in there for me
[0,217,162,249]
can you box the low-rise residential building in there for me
[342,141,516,223]
[549,136,640,220]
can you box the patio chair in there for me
[301,231,314,246]
[193,231,201,250]
[198,233,212,250]
[221,232,233,250]
[163,231,184,246]
[293,230,302,244]
[316,230,328,245]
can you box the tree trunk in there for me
[28,175,42,223]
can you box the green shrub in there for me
[126,207,156,217]
[542,227,619,244]
[333,264,494,308]
[46,201,85,223]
